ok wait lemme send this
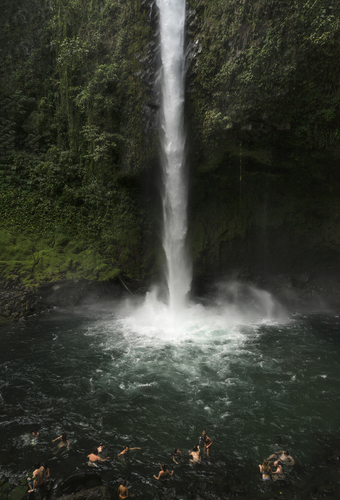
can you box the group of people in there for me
[86,431,213,498]
[27,429,296,496]
[259,450,295,482]
[27,429,213,498]
[172,430,212,467]
[27,431,70,492]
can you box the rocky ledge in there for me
[0,278,132,323]
[1,270,339,324]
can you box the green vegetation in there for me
[0,479,27,500]
[0,0,156,285]
[0,228,122,286]
[190,0,340,166]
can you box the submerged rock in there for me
[58,473,102,496]
[57,486,113,500]
[316,483,335,496]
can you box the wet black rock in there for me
[59,473,103,496]
[0,278,128,322]
[56,486,113,500]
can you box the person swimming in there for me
[172,448,181,465]
[52,433,70,450]
[200,431,213,456]
[153,464,174,481]
[272,463,283,474]
[30,431,40,446]
[118,479,129,499]
[96,443,105,454]
[268,450,295,467]
[259,460,272,481]
[87,448,110,465]
[272,463,285,482]
[189,445,201,465]
[118,446,141,457]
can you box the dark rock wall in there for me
[185,0,340,290]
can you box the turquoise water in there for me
[0,294,339,499]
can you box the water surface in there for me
[0,297,339,499]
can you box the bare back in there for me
[118,484,129,498]
[34,467,45,486]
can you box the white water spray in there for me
[157,0,191,312]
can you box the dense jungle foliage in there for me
[1,0,340,287]
[0,0,157,286]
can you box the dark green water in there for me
[0,294,339,499]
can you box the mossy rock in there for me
[8,485,27,500]
[106,268,121,280]
[54,235,70,247]
[0,481,10,498]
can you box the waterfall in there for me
[157,0,191,312]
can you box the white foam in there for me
[112,281,288,347]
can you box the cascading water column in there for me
[157,0,192,312]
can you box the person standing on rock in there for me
[27,463,45,492]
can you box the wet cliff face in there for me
[1,0,340,299]
[185,0,340,291]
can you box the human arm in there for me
[173,456,179,464]
[130,447,141,451]
[52,435,62,442]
